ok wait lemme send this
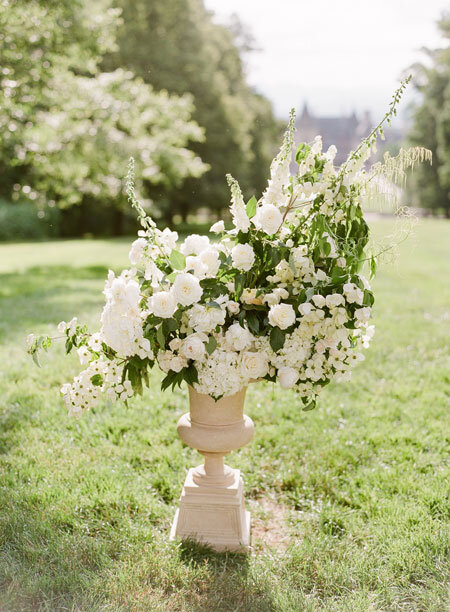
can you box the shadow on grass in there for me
[177,539,277,612]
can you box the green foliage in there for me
[0,200,60,240]
[0,0,207,229]
[409,12,450,217]
[106,0,282,222]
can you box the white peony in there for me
[278,366,299,389]
[241,351,269,380]
[268,303,296,329]
[173,273,203,306]
[231,243,255,271]
[180,234,210,256]
[253,203,283,235]
[148,290,177,318]
[180,335,206,361]
[225,322,254,351]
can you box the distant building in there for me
[293,103,373,167]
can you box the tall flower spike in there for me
[262,108,296,208]
[226,174,250,233]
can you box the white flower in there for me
[326,293,345,308]
[57,321,67,334]
[226,300,240,315]
[67,317,78,335]
[253,203,283,235]
[312,294,326,308]
[278,366,299,389]
[225,322,254,351]
[180,234,210,256]
[185,255,208,278]
[148,290,177,318]
[170,355,187,373]
[227,174,251,233]
[231,243,255,271]
[268,303,296,329]
[199,248,220,277]
[188,304,226,333]
[298,302,313,316]
[355,307,371,322]
[180,335,206,361]
[173,273,203,306]
[129,237,147,265]
[210,220,225,233]
[88,333,102,351]
[343,283,364,305]
[241,351,269,380]
[77,346,91,365]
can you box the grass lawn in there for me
[0,219,449,611]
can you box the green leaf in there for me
[302,400,316,412]
[163,318,178,333]
[169,249,186,270]
[205,336,217,355]
[288,252,297,275]
[90,374,103,387]
[32,351,41,368]
[246,310,260,335]
[156,324,166,348]
[206,301,221,309]
[269,326,286,352]
[245,196,257,219]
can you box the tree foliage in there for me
[0,0,207,233]
[409,12,450,217]
[106,0,282,222]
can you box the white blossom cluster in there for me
[48,108,383,414]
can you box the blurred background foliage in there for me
[0,0,448,240]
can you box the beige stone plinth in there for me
[170,386,254,552]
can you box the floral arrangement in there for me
[28,79,430,416]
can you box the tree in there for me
[0,0,207,234]
[106,0,282,222]
[409,12,450,217]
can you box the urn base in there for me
[170,464,251,552]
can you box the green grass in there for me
[0,220,449,611]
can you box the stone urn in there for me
[170,385,254,551]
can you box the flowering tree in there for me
[29,80,430,415]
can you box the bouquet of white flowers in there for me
[28,79,430,416]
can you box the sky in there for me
[204,0,448,122]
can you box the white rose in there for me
[180,335,206,361]
[210,220,225,233]
[185,255,208,278]
[253,203,283,235]
[173,273,203,306]
[241,351,269,380]
[225,322,254,351]
[148,290,177,318]
[226,300,240,314]
[170,355,187,373]
[231,243,255,271]
[180,234,210,256]
[268,303,296,329]
[278,366,299,389]
[312,294,326,308]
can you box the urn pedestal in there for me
[170,386,254,551]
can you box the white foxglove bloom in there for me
[173,273,203,306]
[231,243,255,271]
[268,303,296,329]
[227,174,250,233]
[148,290,177,319]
